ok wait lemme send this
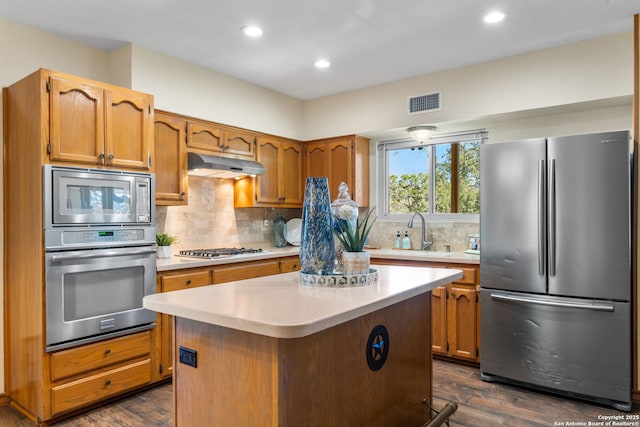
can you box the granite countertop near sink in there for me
[368,248,479,265]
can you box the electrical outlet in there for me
[261,219,270,231]
[179,346,197,368]
[263,219,270,227]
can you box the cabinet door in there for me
[187,120,223,152]
[224,127,256,157]
[49,75,105,165]
[105,89,152,170]
[304,142,327,179]
[431,286,448,356]
[447,284,477,361]
[327,138,352,200]
[256,136,281,204]
[280,141,304,205]
[155,112,187,205]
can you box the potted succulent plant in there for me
[156,232,179,259]
[331,207,376,275]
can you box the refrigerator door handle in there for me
[490,292,614,312]
[538,160,546,275]
[548,159,556,276]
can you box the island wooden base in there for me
[173,292,432,426]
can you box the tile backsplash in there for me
[156,176,300,249]
[157,176,479,252]
[366,220,479,252]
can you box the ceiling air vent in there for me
[408,91,441,115]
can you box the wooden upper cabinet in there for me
[256,136,281,204]
[186,119,223,152]
[280,141,304,205]
[186,119,255,158]
[48,72,153,170]
[224,127,256,157]
[49,75,105,164]
[304,135,370,206]
[106,88,153,170]
[235,136,303,208]
[304,141,326,179]
[154,111,188,205]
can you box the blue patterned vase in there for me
[299,177,336,274]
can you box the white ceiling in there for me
[1,0,639,100]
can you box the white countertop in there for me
[368,248,480,265]
[156,245,478,271]
[144,264,463,339]
[156,246,300,271]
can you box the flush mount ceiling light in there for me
[314,59,331,69]
[407,125,436,142]
[483,11,505,24]
[240,25,263,37]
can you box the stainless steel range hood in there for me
[187,152,266,179]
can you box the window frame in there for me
[376,129,487,223]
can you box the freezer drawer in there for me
[480,290,631,410]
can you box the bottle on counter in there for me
[402,231,411,249]
[272,213,287,247]
[394,231,401,248]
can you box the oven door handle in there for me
[49,248,156,263]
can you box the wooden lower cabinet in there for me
[155,256,300,379]
[48,331,152,418]
[372,258,480,363]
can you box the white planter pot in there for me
[157,246,173,259]
[342,251,370,275]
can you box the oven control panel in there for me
[62,229,146,245]
[44,226,156,250]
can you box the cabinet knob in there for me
[108,154,115,161]
[186,279,192,285]
[105,380,112,386]
[180,192,186,197]
[98,153,105,160]
[105,349,111,355]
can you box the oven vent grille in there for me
[408,91,441,115]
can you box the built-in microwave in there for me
[43,165,155,228]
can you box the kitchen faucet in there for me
[408,212,433,251]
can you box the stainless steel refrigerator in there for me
[480,130,632,411]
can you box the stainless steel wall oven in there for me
[43,165,157,351]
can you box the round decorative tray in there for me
[299,268,378,288]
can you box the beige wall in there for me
[128,45,305,140]
[303,32,633,141]
[0,16,636,396]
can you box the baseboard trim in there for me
[0,393,12,406]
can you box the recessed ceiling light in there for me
[240,25,263,37]
[314,59,331,69]
[483,11,505,24]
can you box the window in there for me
[377,130,485,220]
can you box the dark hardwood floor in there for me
[0,360,637,426]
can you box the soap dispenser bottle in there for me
[402,231,411,249]
[394,231,401,248]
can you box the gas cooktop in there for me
[178,247,265,259]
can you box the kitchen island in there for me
[144,264,462,426]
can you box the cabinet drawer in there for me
[280,258,300,273]
[213,261,280,283]
[51,331,151,382]
[162,270,211,292]
[51,359,151,415]
[451,267,477,285]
